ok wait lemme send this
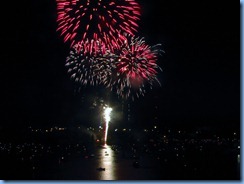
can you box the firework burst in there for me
[56,0,141,47]
[104,34,163,100]
[65,40,113,86]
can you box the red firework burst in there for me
[105,34,163,100]
[56,0,141,47]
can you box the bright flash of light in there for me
[104,107,112,122]
[103,106,112,144]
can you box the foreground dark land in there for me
[0,127,240,180]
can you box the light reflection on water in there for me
[98,144,116,180]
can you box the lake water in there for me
[1,144,240,180]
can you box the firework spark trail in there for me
[103,107,112,145]
[104,34,163,100]
[65,39,114,86]
[64,36,163,100]
[56,0,163,100]
[56,0,141,47]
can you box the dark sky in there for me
[0,1,239,130]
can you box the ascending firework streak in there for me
[103,106,112,145]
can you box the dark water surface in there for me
[33,145,165,180]
[1,144,240,180]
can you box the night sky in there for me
[0,1,239,131]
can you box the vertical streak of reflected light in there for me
[98,145,116,180]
